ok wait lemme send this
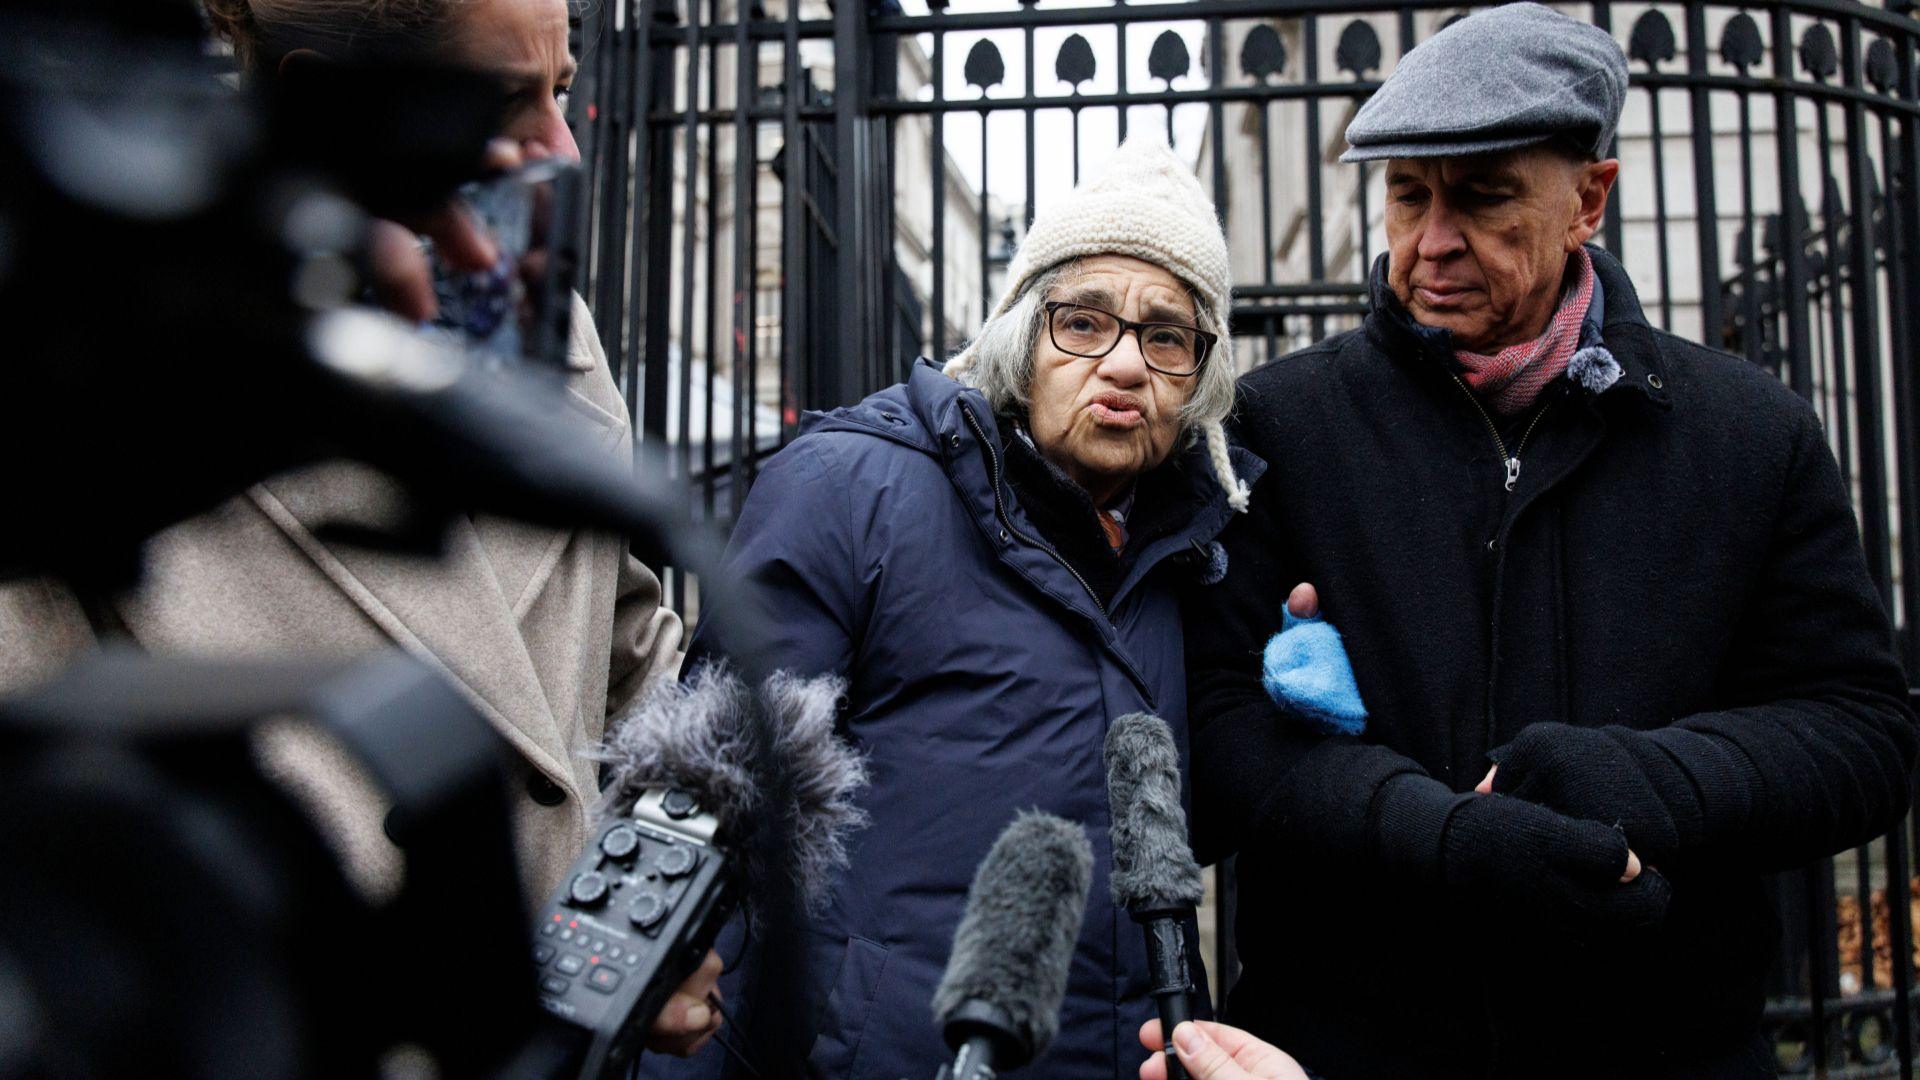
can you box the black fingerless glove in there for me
[1490,722,1757,868]
[1370,774,1671,937]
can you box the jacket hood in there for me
[798,357,964,456]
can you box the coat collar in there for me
[247,470,570,773]
[244,373,629,776]
[1362,244,1673,412]
[1580,245,1674,410]
[796,359,947,454]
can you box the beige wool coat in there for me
[0,297,682,901]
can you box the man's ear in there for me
[1567,158,1620,250]
[276,47,330,82]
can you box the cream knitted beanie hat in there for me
[944,133,1248,511]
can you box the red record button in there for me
[587,966,623,993]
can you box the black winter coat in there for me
[1186,247,1917,1078]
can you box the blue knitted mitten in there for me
[1261,609,1368,736]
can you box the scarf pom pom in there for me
[1568,345,1622,395]
[1198,541,1228,585]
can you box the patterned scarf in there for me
[1453,248,1596,416]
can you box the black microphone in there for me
[1104,713,1204,1080]
[932,811,1093,1080]
[531,663,868,1078]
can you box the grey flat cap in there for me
[1341,3,1628,163]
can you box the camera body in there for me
[535,787,738,1079]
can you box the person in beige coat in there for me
[0,0,728,1058]
[0,292,679,894]
[0,293,712,1049]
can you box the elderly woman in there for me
[665,135,1262,1079]
[0,0,728,1058]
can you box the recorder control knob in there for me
[628,891,669,930]
[656,845,698,879]
[600,824,641,861]
[568,871,610,908]
[661,790,700,820]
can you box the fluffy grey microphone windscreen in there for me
[762,670,869,913]
[933,811,1094,1059]
[593,664,761,827]
[1104,713,1204,911]
[595,663,868,914]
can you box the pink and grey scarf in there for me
[1453,248,1597,416]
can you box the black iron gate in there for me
[570,0,1920,1073]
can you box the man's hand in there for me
[644,949,724,1057]
[1139,1020,1310,1080]
[1476,767,1644,884]
[1486,722,1692,868]
[1286,582,1319,619]
[1442,791,1668,933]
[1476,759,1646,884]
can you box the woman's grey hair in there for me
[958,258,1236,447]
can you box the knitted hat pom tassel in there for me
[1204,419,1251,513]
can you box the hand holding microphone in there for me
[1105,713,1205,1080]
[645,948,724,1057]
[1137,1021,1309,1080]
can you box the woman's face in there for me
[444,0,580,163]
[1024,255,1200,504]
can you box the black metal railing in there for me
[571,1,1920,1073]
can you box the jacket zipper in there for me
[958,405,1109,620]
[1447,373,1553,492]
[1453,373,1566,795]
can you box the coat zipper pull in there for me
[1505,457,1522,492]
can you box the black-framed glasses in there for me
[1043,301,1215,376]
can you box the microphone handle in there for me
[937,1033,1001,1080]
[1140,913,1194,1080]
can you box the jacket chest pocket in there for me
[807,936,894,1078]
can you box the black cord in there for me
[720,904,753,976]
[706,989,764,1080]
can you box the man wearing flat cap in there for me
[1171,4,1918,1077]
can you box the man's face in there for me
[1025,255,1201,503]
[446,0,581,163]
[1383,147,1616,352]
